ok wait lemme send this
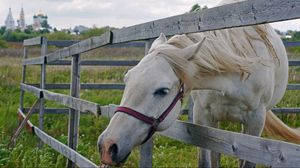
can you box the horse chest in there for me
[197,91,254,122]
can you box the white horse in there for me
[98,0,300,167]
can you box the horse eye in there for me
[154,88,170,96]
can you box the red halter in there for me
[115,83,184,144]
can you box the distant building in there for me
[17,7,26,31]
[5,8,16,30]
[73,25,89,34]
[32,10,48,30]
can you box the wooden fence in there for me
[18,0,300,167]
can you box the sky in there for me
[1,0,299,31]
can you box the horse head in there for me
[97,33,205,166]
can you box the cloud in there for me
[57,0,113,11]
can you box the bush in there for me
[2,31,35,42]
[80,27,108,39]
[0,39,8,48]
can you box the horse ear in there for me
[182,37,206,60]
[148,33,167,53]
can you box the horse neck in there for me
[189,73,238,95]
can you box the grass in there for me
[0,46,300,167]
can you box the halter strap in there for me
[115,83,184,144]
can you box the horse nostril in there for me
[109,143,118,161]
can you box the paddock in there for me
[16,0,300,167]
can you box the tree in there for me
[286,30,295,36]
[190,4,201,12]
[24,25,34,34]
[292,31,300,41]
[2,30,35,42]
[189,4,208,13]
[38,29,50,34]
[274,29,282,35]
[41,20,50,29]
[0,26,6,35]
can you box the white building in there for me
[17,8,26,31]
[5,8,16,30]
[32,11,48,30]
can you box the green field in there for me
[0,46,300,168]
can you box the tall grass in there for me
[0,46,299,167]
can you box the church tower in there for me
[18,7,26,31]
[5,8,16,30]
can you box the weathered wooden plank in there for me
[46,32,111,63]
[39,37,47,146]
[284,41,300,47]
[26,83,125,90]
[24,108,69,114]
[20,83,43,98]
[17,108,34,134]
[180,108,300,115]
[8,100,40,148]
[23,107,300,115]
[20,47,28,110]
[99,105,117,118]
[47,60,139,66]
[287,84,300,90]
[23,37,42,46]
[67,54,81,168]
[23,108,94,115]
[48,40,79,47]
[160,120,300,167]
[112,0,300,43]
[289,60,300,66]
[107,41,145,48]
[75,83,125,90]
[272,108,300,114]
[139,40,154,168]
[140,137,153,168]
[48,41,143,48]
[45,81,300,96]
[34,127,97,168]
[43,90,99,115]
[47,60,299,67]
[22,84,99,115]
[187,96,194,122]
[22,57,45,65]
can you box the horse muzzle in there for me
[97,135,131,166]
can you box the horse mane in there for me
[155,24,278,89]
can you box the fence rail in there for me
[21,84,99,115]
[18,109,97,167]
[47,60,139,66]
[284,41,300,47]
[160,121,300,167]
[18,0,300,167]
[23,37,43,46]
[111,0,300,43]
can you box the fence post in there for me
[20,46,28,111]
[139,40,154,168]
[39,37,48,147]
[66,54,81,168]
[188,95,194,122]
